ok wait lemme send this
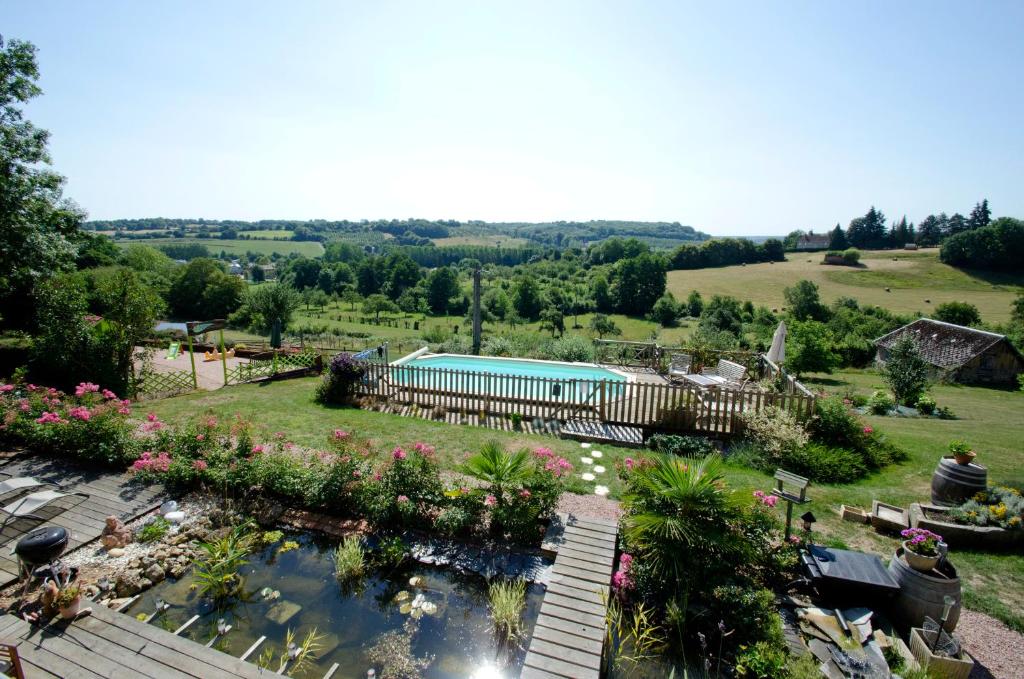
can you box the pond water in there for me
[126,532,546,678]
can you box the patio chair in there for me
[0,643,25,679]
[668,353,692,382]
[0,477,58,504]
[0,489,89,532]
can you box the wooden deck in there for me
[523,513,618,679]
[0,454,166,587]
[0,602,266,678]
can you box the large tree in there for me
[967,199,991,231]
[0,36,86,328]
[613,253,666,314]
[846,206,887,249]
[425,267,460,315]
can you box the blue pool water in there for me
[403,354,626,382]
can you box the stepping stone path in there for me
[580,457,593,465]
[591,451,603,458]
[594,485,609,496]
[581,473,595,481]
[593,465,605,474]
[580,442,591,448]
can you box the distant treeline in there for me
[940,217,1023,271]
[480,220,709,246]
[669,238,785,269]
[393,245,546,268]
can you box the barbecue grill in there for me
[15,525,74,591]
[800,544,900,606]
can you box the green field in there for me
[241,229,295,239]
[667,249,1023,323]
[432,235,530,247]
[117,237,324,258]
[145,368,1024,630]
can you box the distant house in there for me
[874,318,1024,386]
[903,243,919,251]
[794,233,831,251]
[228,260,244,276]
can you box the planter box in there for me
[841,505,870,524]
[871,500,909,533]
[910,503,1024,552]
[909,628,973,679]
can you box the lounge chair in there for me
[700,359,748,388]
[0,489,89,532]
[0,477,57,504]
[668,353,692,382]
[0,643,25,679]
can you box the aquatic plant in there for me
[334,535,366,581]
[257,627,325,676]
[603,593,667,674]
[191,524,253,601]
[488,578,526,642]
[373,536,407,570]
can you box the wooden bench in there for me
[701,359,748,386]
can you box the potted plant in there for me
[948,440,975,466]
[56,584,82,619]
[900,528,943,572]
[510,413,523,430]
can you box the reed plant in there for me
[488,578,526,642]
[334,535,366,581]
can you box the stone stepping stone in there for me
[580,442,592,448]
[580,457,593,465]
[265,600,302,625]
[581,473,595,481]
[594,485,609,496]
[593,466,605,474]
[591,451,603,458]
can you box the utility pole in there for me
[472,268,482,355]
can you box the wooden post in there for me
[471,268,482,355]
[219,329,228,386]
[185,332,198,388]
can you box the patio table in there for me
[682,374,725,388]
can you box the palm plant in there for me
[461,442,531,502]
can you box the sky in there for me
[4,1,1023,236]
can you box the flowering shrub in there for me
[611,553,635,597]
[0,381,139,466]
[901,528,942,556]
[752,490,778,508]
[314,353,366,405]
[740,406,809,464]
[949,486,1024,530]
[868,390,895,415]
[357,440,443,529]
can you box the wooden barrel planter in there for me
[931,457,987,507]
[887,548,961,632]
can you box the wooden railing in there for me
[760,356,815,397]
[357,363,815,437]
[593,339,761,374]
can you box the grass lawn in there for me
[666,248,1023,323]
[241,229,295,239]
[431,235,530,247]
[145,367,1024,631]
[116,237,324,258]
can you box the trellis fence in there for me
[356,363,815,437]
[136,370,194,399]
[226,351,321,385]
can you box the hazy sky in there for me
[4,1,1023,236]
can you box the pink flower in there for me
[117,406,131,415]
[788,535,801,544]
[146,412,157,422]
[373,472,382,481]
[19,400,30,412]
[397,495,409,504]
[484,494,497,507]
[764,495,778,508]
[204,416,218,428]
[274,431,285,439]
[196,434,205,441]
[0,384,14,393]
[863,426,873,434]
[624,457,635,471]
[68,406,91,422]
[533,447,554,459]
[74,382,100,397]
[192,459,208,471]
[101,389,117,400]
[619,553,633,568]
[413,442,435,456]
[392,447,407,461]
[252,444,265,454]
[26,384,37,392]
[352,469,362,478]
[35,411,66,424]
[333,429,350,441]
[519,489,532,498]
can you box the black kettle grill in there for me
[15,525,74,591]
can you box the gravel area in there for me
[957,608,1024,679]
[556,491,622,522]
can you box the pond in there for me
[125,531,546,678]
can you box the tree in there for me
[384,252,421,300]
[699,295,743,336]
[589,314,621,339]
[363,294,399,322]
[940,217,1024,271]
[613,253,666,314]
[784,280,827,322]
[592,275,614,313]
[341,288,362,310]
[846,206,886,249]
[882,334,929,405]
[686,290,704,317]
[249,264,266,282]
[945,212,968,237]
[828,223,848,250]
[934,302,981,327]
[784,320,839,377]
[425,267,460,315]
[93,269,164,394]
[512,276,544,320]
[0,37,85,329]
[967,200,991,231]
[234,283,301,335]
[916,215,944,247]
[483,288,510,321]
[539,305,565,337]
[168,258,232,319]
[651,293,680,327]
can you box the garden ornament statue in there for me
[101,515,132,550]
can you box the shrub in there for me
[334,535,366,581]
[314,353,366,405]
[868,390,894,415]
[647,434,716,458]
[548,334,594,362]
[735,641,788,678]
[882,334,929,405]
[916,393,936,415]
[357,444,444,529]
[809,397,863,450]
[740,406,809,467]
[138,516,171,543]
[841,248,861,265]
[779,443,867,484]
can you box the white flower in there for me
[581,472,595,481]
[593,465,606,474]
[594,485,610,496]
[580,457,593,465]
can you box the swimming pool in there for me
[390,352,629,403]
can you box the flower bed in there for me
[910,502,1024,551]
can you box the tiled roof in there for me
[874,319,1011,369]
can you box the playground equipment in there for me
[165,342,181,360]
[203,348,235,362]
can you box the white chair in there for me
[0,489,89,532]
[668,353,692,382]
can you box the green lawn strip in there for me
[116,237,324,258]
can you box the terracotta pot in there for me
[902,541,940,572]
[953,451,976,465]
[59,596,82,619]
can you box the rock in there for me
[144,563,166,584]
[138,577,153,590]
[265,600,302,625]
[169,533,190,545]
[101,515,132,549]
[140,557,156,569]
[107,548,125,558]
[106,597,131,610]
[128,559,141,570]
[168,563,189,579]
[115,572,145,597]
[164,511,186,524]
